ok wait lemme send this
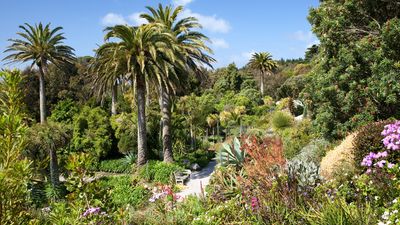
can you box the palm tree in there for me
[3,22,75,123]
[248,52,277,96]
[91,43,128,115]
[103,24,177,166]
[3,23,74,188]
[141,4,214,162]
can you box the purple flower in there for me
[82,207,101,217]
[375,160,386,168]
[251,197,259,211]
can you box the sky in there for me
[0,0,320,69]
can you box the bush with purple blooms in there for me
[360,121,400,172]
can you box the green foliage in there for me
[302,198,377,225]
[277,75,306,99]
[49,98,79,123]
[294,138,330,163]
[98,176,149,208]
[72,106,112,160]
[213,63,243,93]
[304,0,400,139]
[0,70,33,224]
[271,111,293,130]
[216,137,245,168]
[352,120,394,170]
[138,161,183,184]
[206,166,243,203]
[278,119,314,159]
[110,113,137,155]
[175,149,214,168]
[96,158,133,173]
[191,197,260,225]
[25,121,72,175]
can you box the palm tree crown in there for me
[4,23,75,67]
[248,52,276,75]
[248,52,277,96]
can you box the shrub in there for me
[175,149,214,168]
[271,111,293,130]
[71,106,112,160]
[138,161,183,184]
[353,120,394,170]
[279,119,314,159]
[293,138,330,164]
[96,158,132,173]
[241,136,285,189]
[49,98,79,124]
[110,113,137,155]
[98,176,149,208]
[0,70,33,224]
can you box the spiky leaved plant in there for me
[216,137,246,168]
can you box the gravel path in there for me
[177,160,217,200]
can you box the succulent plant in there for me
[216,137,246,168]
[287,158,321,190]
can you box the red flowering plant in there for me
[237,136,292,220]
[149,185,181,212]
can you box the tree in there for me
[248,52,277,96]
[141,4,214,162]
[0,70,32,224]
[303,0,400,139]
[103,24,177,166]
[91,42,129,115]
[3,23,75,124]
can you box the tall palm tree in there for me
[103,24,177,166]
[141,4,214,162]
[248,52,277,96]
[3,22,75,123]
[3,23,75,188]
[91,43,128,115]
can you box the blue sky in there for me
[0,0,319,69]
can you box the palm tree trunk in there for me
[260,71,265,97]
[38,64,47,124]
[40,63,60,187]
[146,81,150,107]
[49,146,59,188]
[190,123,194,150]
[136,74,148,166]
[160,85,173,163]
[111,81,118,115]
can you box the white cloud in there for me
[128,12,147,26]
[101,13,128,26]
[229,50,255,67]
[211,38,229,49]
[181,9,230,33]
[292,30,320,48]
[172,0,194,6]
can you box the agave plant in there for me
[216,137,246,168]
[287,158,321,190]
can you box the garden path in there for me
[177,160,217,200]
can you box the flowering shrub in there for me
[382,121,400,151]
[361,121,400,172]
[353,120,394,170]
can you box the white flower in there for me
[382,211,390,220]
[393,198,398,204]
